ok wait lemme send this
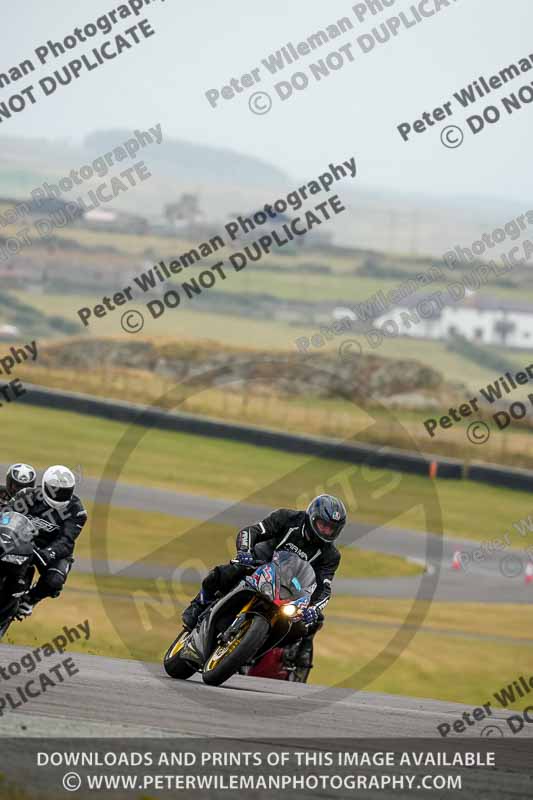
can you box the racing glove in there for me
[235,551,255,567]
[33,547,57,568]
[302,606,319,627]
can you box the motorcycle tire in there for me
[163,630,197,680]
[0,619,11,641]
[202,615,269,687]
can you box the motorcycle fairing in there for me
[0,512,36,562]
[185,584,261,665]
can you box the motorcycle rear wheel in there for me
[203,615,269,687]
[163,629,197,680]
[288,666,311,683]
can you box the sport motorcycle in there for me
[0,511,37,640]
[163,550,316,687]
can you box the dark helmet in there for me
[6,463,36,498]
[306,494,347,543]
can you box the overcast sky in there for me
[2,0,533,207]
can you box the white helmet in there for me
[42,465,75,510]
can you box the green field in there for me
[2,402,532,546]
[79,504,421,579]
[5,211,533,303]
[12,288,529,393]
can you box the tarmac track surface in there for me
[0,648,531,799]
[0,646,532,740]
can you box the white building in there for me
[374,293,533,350]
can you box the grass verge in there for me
[2,403,532,546]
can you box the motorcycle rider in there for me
[0,463,37,505]
[10,466,87,618]
[182,494,347,669]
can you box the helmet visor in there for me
[315,519,337,538]
[45,484,73,503]
[310,515,344,542]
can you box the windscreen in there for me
[276,551,317,599]
[0,511,36,552]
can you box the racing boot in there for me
[15,587,39,620]
[294,636,314,669]
[16,595,34,619]
[181,590,212,630]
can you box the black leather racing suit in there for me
[200,508,341,642]
[7,487,88,602]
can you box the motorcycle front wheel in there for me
[0,593,17,641]
[0,619,12,641]
[163,629,197,680]
[202,615,269,687]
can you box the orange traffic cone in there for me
[525,562,533,585]
[452,551,462,570]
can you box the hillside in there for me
[15,337,533,470]
[25,337,443,403]
[83,131,289,187]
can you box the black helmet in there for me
[306,494,347,543]
[6,463,36,498]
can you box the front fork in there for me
[218,598,256,645]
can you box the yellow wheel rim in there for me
[205,618,253,671]
[167,630,190,660]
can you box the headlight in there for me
[281,604,297,617]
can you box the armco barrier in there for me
[19,383,461,476]
[468,462,533,492]
[20,383,533,490]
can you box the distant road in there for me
[72,475,533,604]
